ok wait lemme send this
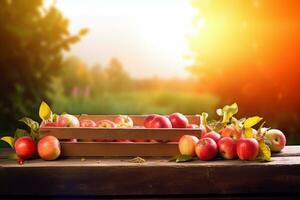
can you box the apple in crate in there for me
[14,136,37,160]
[144,114,159,128]
[97,120,117,128]
[195,138,218,161]
[236,138,259,161]
[80,119,96,127]
[178,135,199,156]
[264,129,286,152]
[114,115,134,128]
[217,137,237,160]
[38,136,61,161]
[56,114,80,127]
[203,131,221,143]
[221,126,241,140]
[168,112,189,128]
[148,115,172,128]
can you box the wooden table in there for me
[1,146,300,199]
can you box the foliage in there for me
[0,0,86,134]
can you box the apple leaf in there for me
[19,117,39,132]
[18,117,40,141]
[244,116,263,129]
[39,101,52,121]
[257,139,271,162]
[201,112,208,126]
[244,128,254,138]
[231,117,246,130]
[169,154,194,163]
[220,103,238,123]
[207,120,226,132]
[8,153,19,160]
[14,128,30,141]
[176,154,193,163]
[0,136,15,149]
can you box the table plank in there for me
[1,156,300,196]
[1,145,300,159]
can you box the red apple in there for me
[38,136,61,161]
[203,131,221,143]
[217,137,237,159]
[178,135,199,156]
[221,126,241,140]
[264,129,286,152]
[187,124,199,128]
[14,137,37,160]
[168,112,189,128]
[236,138,259,161]
[41,121,57,127]
[80,119,96,127]
[149,115,172,128]
[195,138,218,161]
[114,115,134,128]
[97,120,117,128]
[57,114,80,127]
[144,114,159,128]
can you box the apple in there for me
[221,126,241,140]
[114,115,134,128]
[236,138,259,161]
[168,112,189,128]
[57,114,80,127]
[195,137,218,161]
[149,115,172,128]
[203,131,221,143]
[14,137,37,160]
[97,120,117,128]
[217,137,237,159]
[38,136,61,161]
[187,124,199,128]
[264,129,286,152]
[80,119,96,127]
[144,114,159,128]
[41,121,57,127]
[178,135,199,156]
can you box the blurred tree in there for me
[90,63,107,95]
[188,0,300,143]
[0,0,87,132]
[105,58,132,92]
[60,56,93,96]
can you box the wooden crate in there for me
[39,115,202,157]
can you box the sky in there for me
[46,0,198,78]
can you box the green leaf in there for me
[221,103,238,123]
[8,153,19,160]
[244,128,254,138]
[244,116,263,129]
[39,101,52,121]
[176,155,193,163]
[169,155,179,162]
[18,117,40,141]
[207,120,226,132]
[0,136,15,149]
[257,140,271,162]
[14,128,30,141]
[19,117,39,132]
[201,112,208,126]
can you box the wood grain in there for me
[1,156,300,196]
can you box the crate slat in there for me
[61,142,179,156]
[39,127,202,140]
